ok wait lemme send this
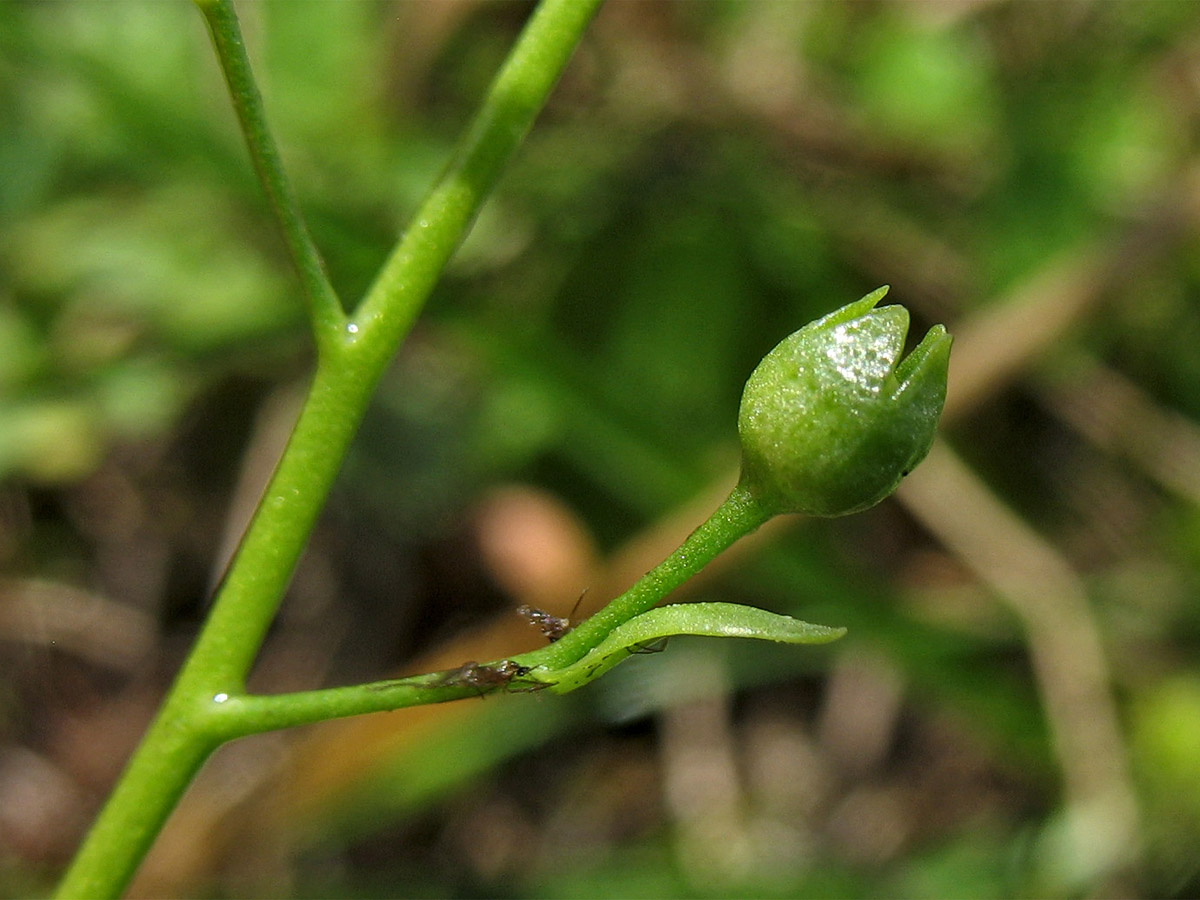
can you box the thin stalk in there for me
[520,482,776,671]
[197,0,346,344]
[204,676,497,740]
[351,0,604,361]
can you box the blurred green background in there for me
[4,0,1200,897]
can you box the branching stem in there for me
[55,1,602,895]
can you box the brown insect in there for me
[435,659,547,696]
[517,590,588,643]
[516,604,573,642]
[517,596,666,655]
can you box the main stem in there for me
[54,356,376,900]
[56,1,602,896]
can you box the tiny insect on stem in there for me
[435,659,549,696]
[366,659,550,697]
[516,605,572,642]
[518,592,670,658]
[517,590,589,643]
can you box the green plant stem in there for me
[197,0,345,344]
[55,1,602,896]
[206,676,496,739]
[53,722,220,900]
[351,0,604,360]
[53,344,374,900]
[520,481,776,671]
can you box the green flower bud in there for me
[737,286,951,517]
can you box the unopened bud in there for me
[737,287,951,517]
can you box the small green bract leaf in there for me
[737,286,951,517]
[528,602,844,693]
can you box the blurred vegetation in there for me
[3,0,1200,897]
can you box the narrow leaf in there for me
[530,602,844,693]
